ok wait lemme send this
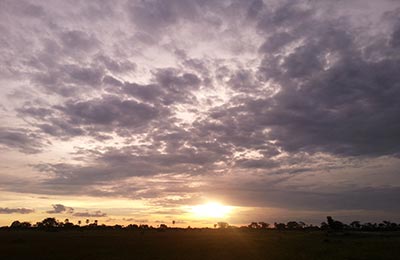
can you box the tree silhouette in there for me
[217,222,229,229]
[350,221,361,230]
[287,221,301,230]
[10,221,32,229]
[259,222,269,229]
[159,224,168,231]
[274,222,286,230]
[248,222,260,229]
[326,216,344,231]
[36,217,59,230]
[10,220,21,228]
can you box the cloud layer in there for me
[1,0,400,223]
[0,207,34,214]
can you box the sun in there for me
[191,202,232,218]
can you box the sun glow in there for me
[191,202,233,218]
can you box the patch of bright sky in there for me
[233,149,264,160]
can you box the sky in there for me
[1,0,400,227]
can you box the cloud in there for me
[59,30,99,53]
[252,3,400,157]
[73,210,107,218]
[46,204,74,214]
[126,0,199,32]
[60,96,159,127]
[0,207,34,214]
[0,128,45,154]
[182,0,400,158]
[205,183,400,212]
[1,0,400,221]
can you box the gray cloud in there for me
[73,210,107,218]
[46,204,74,214]
[59,30,99,53]
[0,207,34,214]
[0,128,45,154]
[1,0,400,221]
[252,2,400,157]
[206,183,400,212]
[127,0,199,32]
[59,96,160,133]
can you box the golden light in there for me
[191,202,233,218]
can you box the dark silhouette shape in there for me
[248,222,260,229]
[350,221,361,230]
[126,224,139,230]
[274,222,286,230]
[10,220,21,229]
[217,222,229,229]
[326,216,344,231]
[10,220,31,229]
[36,217,59,231]
[259,222,269,229]
[287,221,301,230]
[4,216,400,233]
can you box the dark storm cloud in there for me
[46,204,74,214]
[0,128,45,154]
[0,207,34,214]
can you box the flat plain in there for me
[1,229,399,260]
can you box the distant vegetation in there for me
[3,216,400,232]
[2,216,400,260]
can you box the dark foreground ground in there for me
[1,229,399,260]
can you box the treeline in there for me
[236,216,400,232]
[2,216,400,232]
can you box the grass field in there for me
[1,229,399,260]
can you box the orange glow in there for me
[191,202,233,218]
